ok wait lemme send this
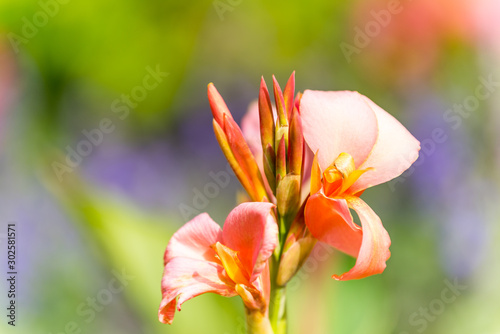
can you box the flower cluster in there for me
[159,73,420,332]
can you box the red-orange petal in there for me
[333,196,391,281]
[304,193,362,257]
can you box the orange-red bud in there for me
[283,71,295,123]
[208,83,233,126]
[258,77,274,152]
[288,107,303,176]
[276,135,286,182]
[272,75,288,127]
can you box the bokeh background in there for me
[1,0,499,333]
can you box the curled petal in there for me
[235,284,263,311]
[222,202,278,282]
[300,90,378,171]
[159,258,236,324]
[333,196,391,280]
[164,213,222,265]
[349,96,420,193]
[304,193,362,257]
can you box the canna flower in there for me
[300,90,420,280]
[158,202,277,326]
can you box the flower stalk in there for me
[268,284,287,334]
[245,309,274,334]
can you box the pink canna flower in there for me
[158,202,277,325]
[300,90,420,280]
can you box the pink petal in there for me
[300,90,378,171]
[349,96,420,193]
[333,197,391,281]
[241,101,263,167]
[158,257,236,324]
[222,202,278,282]
[304,193,362,257]
[164,213,222,265]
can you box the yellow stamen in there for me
[213,242,249,285]
[323,153,373,197]
[333,152,355,179]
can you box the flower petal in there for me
[333,196,391,281]
[349,96,420,193]
[300,90,378,171]
[164,213,222,265]
[304,193,362,257]
[222,202,278,282]
[241,101,263,161]
[158,257,236,324]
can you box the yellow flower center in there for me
[322,153,371,198]
[212,242,250,285]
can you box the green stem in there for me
[267,212,290,334]
[269,285,287,334]
[246,309,274,334]
[278,215,288,246]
